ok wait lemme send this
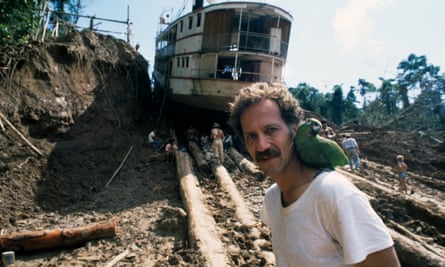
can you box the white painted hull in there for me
[169,77,265,111]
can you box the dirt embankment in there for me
[0,30,151,225]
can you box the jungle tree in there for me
[357,78,377,108]
[397,54,440,108]
[289,83,327,115]
[343,86,360,122]
[330,85,344,125]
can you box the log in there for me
[388,220,444,258]
[0,220,117,252]
[176,150,230,266]
[338,169,445,265]
[389,228,445,267]
[227,147,264,180]
[221,151,239,171]
[212,164,258,228]
[187,140,210,172]
[338,169,445,226]
[210,159,274,264]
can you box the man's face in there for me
[240,99,295,177]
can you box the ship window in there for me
[180,20,183,32]
[177,57,180,67]
[197,13,201,27]
[186,57,189,67]
[189,16,193,29]
[182,57,185,67]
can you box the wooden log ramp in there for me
[176,150,229,266]
[175,129,444,266]
[176,137,444,266]
[172,128,274,266]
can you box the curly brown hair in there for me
[228,83,303,141]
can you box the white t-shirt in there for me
[342,138,357,150]
[261,170,393,267]
[148,131,156,143]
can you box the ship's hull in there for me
[168,77,270,111]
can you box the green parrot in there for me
[294,117,348,169]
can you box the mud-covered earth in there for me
[0,31,444,266]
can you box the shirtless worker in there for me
[210,123,224,164]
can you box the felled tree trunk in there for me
[0,220,117,252]
[188,140,210,172]
[227,147,264,180]
[176,151,230,266]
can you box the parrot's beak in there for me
[311,125,321,136]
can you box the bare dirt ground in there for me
[0,31,444,266]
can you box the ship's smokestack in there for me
[193,0,203,11]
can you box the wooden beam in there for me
[0,220,117,252]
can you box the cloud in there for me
[333,0,393,54]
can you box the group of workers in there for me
[187,123,233,165]
[147,124,234,166]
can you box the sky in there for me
[78,0,445,93]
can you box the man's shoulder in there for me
[313,171,359,197]
[264,183,280,196]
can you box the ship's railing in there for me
[192,68,283,83]
[202,31,288,59]
[156,44,176,57]
[156,31,288,59]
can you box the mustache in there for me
[255,148,280,161]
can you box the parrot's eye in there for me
[311,125,321,136]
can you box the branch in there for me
[105,247,130,267]
[388,219,444,258]
[0,116,5,132]
[0,111,44,157]
[105,145,134,188]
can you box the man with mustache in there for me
[228,84,400,267]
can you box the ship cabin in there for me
[154,1,293,87]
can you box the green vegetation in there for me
[289,54,445,131]
[0,0,38,43]
[0,0,82,43]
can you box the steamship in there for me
[153,0,292,111]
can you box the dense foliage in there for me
[0,0,82,43]
[0,0,39,42]
[289,53,445,131]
